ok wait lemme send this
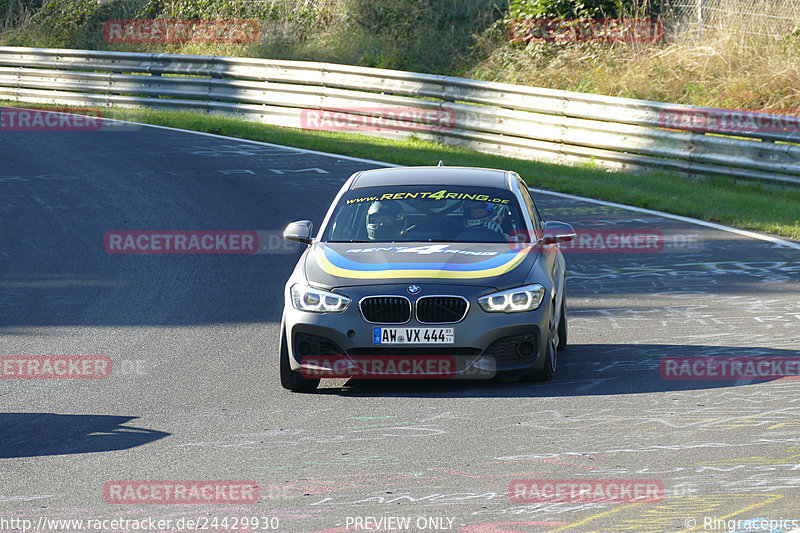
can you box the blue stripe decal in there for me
[323,246,525,272]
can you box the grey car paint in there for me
[280,166,574,391]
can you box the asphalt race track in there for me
[1,111,800,533]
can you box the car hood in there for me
[304,242,538,289]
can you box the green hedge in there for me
[509,0,659,20]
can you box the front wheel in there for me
[535,302,558,381]
[279,327,319,392]
[557,294,567,351]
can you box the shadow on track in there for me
[305,344,800,398]
[0,413,170,458]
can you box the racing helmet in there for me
[366,201,407,241]
[463,200,502,228]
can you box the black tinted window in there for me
[322,186,529,243]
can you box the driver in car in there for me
[463,200,507,239]
[366,201,407,241]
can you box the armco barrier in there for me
[0,46,798,186]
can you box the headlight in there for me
[291,284,351,313]
[478,284,545,313]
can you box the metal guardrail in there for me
[1,46,798,186]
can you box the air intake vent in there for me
[416,296,468,323]
[359,296,411,323]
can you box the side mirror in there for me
[542,221,576,245]
[283,220,314,245]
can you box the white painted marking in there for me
[218,169,255,175]
[90,117,398,167]
[0,494,53,502]
[575,377,614,392]
[268,168,329,174]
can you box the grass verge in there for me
[3,101,798,241]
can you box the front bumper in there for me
[283,283,552,378]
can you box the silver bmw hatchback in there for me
[280,166,576,392]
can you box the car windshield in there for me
[322,186,529,243]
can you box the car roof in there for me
[349,166,512,190]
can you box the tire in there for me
[279,327,319,392]
[557,294,567,351]
[535,302,558,381]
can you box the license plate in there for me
[373,327,454,344]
